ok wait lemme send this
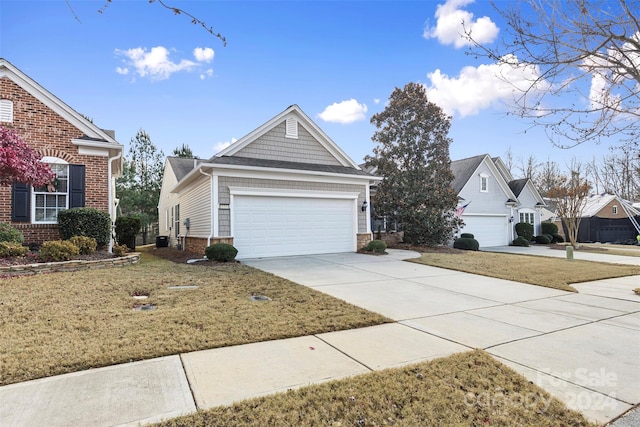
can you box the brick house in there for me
[0,58,123,247]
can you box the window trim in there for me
[479,173,489,193]
[32,157,69,224]
[612,205,618,215]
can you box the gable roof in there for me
[167,157,203,181]
[450,154,486,194]
[450,153,519,202]
[581,193,640,217]
[508,178,529,197]
[0,58,123,173]
[214,104,360,169]
[0,59,121,147]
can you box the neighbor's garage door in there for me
[233,196,355,258]
[459,215,509,247]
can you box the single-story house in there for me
[157,104,380,259]
[573,193,640,243]
[0,58,123,246]
[450,154,546,247]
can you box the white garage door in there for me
[459,215,509,247]
[233,196,355,258]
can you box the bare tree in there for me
[547,160,591,248]
[516,154,540,180]
[594,145,640,200]
[535,158,564,197]
[467,0,640,148]
[503,147,516,176]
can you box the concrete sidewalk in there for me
[1,249,638,426]
[485,244,640,266]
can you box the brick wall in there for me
[0,77,110,244]
[185,236,234,255]
[357,232,372,249]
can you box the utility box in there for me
[156,235,169,248]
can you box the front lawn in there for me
[409,249,640,292]
[0,248,389,386]
[155,350,596,427]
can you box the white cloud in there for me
[424,0,498,48]
[200,69,214,80]
[317,99,368,124]
[114,46,199,80]
[115,67,129,75]
[214,137,237,153]
[374,98,381,104]
[194,47,215,63]
[424,54,548,117]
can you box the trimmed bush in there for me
[515,222,534,241]
[364,239,387,254]
[39,240,79,262]
[0,241,30,257]
[58,208,111,247]
[541,222,558,235]
[512,236,530,247]
[460,233,475,239]
[0,222,24,244]
[552,233,565,243]
[205,243,238,262]
[453,237,479,251]
[535,234,552,244]
[115,216,141,250]
[68,236,97,255]
[113,244,128,257]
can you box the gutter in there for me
[108,149,123,252]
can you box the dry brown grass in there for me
[0,250,389,386]
[568,243,640,257]
[409,250,640,292]
[156,350,596,427]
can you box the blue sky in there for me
[1,0,613,173]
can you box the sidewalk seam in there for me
[179,353,200,411]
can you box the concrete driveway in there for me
[244,250,640,424]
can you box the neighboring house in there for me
[157,104,379,259]
[451,154,546,247]
[0,58,123,246]
[573,193,640,243]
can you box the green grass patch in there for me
[155,350,596,427]
[409,250,640,292]
[0,250,389,386]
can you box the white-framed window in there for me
[612,205,618,214]
[0,99,13,122]
[32,157,69,223]
[480,173,489,192]
[519,212,535,224]
[174,204,180,237]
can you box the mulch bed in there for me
[389,243,466,254]
[0,250,116,268]
[147,246,237,266]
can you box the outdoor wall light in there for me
[509,216,514,223]
[361,201,368,212]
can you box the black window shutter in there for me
[11,183,30,222]
[69,164,85,208]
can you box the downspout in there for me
[108,149,123,253]
[199,168,216,247]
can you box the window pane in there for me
[58,195,67,207]
[35,194,44,207]
[35,209,44,221]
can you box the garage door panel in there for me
[233,196,355,258]
[460,215,508,247]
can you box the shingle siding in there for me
[233,122,342,166]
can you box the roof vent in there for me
[285,117,298,139]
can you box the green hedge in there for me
[0,241,29,257]
[541,222,558,235]
[512,236,530,247]
[205,243,238,262]
[460,233,475,239]
[535,234,552,244]
[363,239,387,254]
[0,222,24,244]
[514,222,534,241]
[552,233,565,243]
[58,208,111,247]
[453,237,479,251]
[39,240,79,262]
[115,216,141,250]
